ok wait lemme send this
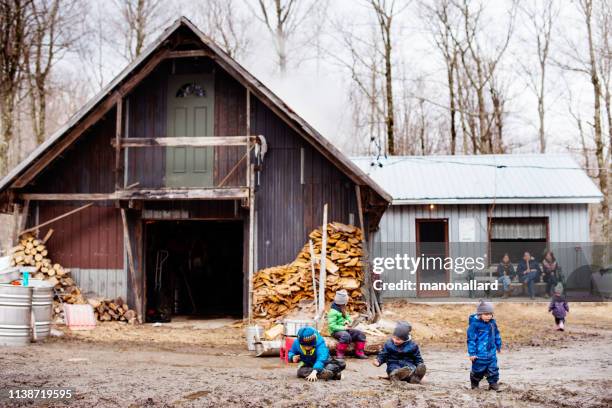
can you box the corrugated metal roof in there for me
[351,154,603,204]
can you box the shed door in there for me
[166,74,215,187]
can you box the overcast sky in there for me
[60,0,603,158]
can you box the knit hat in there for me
[297,326,317,346]
[554,283,563,295]
[392,321,412,341]
[476,300,494,315]
[334,289,349,305]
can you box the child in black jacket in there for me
[373,321,427,383]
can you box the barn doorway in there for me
[416,219,450,297]
[144,220,243,322]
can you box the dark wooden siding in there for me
[251,98,357,269]
[125,59,248,188]
[26,114,116,195]
[34,202,123,269]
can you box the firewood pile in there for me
[253,222,365,319]
[88,297,137,324]
[10,232,137,324]
[10,232,86,306]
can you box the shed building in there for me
[352,154,603,299]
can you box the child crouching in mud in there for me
[288,326,346,381]
[467,300,502,391]
[372,321,427,383]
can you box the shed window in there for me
[176,83,206,98]
[489,218,548,264]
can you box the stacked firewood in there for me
[88,297,137,324]
[253,222,365,319]
[11,233,137,324]
[10,233,87,306]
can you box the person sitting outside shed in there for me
[517,251,541,299]
[496,253,516,298]
[542,251,562,297]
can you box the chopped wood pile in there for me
[10,232,86,306]
[10,232,137,324]
[253,222,365,319]
[88,297,137,324]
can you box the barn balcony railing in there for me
[111,135,263,201]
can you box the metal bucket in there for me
[0,267,20,284]
[0,284,33,346]
[246,325,263,351]
[283,319,315,337]
[29,280,54,341]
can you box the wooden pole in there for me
[120,209,142,323]
[115,98,123,190]
[247,163,255,322]
[308,239,318,318]
[19,203,91,236]
[355,185,374,319]
[317,204,328,322]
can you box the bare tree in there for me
[422,0,460,154]
[519,0,558,153]
[248,0,321,74]
[198,0,251,60]
[112,0,167,62]
[0,0,32,176]
[26,0,78,144]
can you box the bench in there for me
[467,264,549,297]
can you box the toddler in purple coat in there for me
[548,288,569,331]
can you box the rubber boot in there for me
[409,363,427,384]
[354,341,368,359]
[470,373,480,389]
[333,372,342,380]
[335,342,348,360]
[489,383,500,392]
[318,369,335,381]
[559,320,565,331]
[389,367,413,381]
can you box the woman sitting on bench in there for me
[496,253,516,298]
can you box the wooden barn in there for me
[0,18,391,321]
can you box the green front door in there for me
[166,74,215,187]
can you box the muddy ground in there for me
[1,302,611,407]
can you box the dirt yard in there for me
[1,302,611,407]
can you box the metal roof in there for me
[0,17,392,204]
[351,154,603,205]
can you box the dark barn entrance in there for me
[144,220,243,321]
[416,219,450,297]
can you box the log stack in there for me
[10,232,137,324]
[88,297,137,324]
[253,222,366,319]
[10,233,86,305]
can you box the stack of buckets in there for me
[280,319,314,363]
[0,269,54,346]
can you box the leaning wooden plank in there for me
[42,228,54,244]
[20,203,93,236]
[120,209,142,324]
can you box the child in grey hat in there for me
[467,300,502,391]
[373,321,427,383]
[327,289,367,359]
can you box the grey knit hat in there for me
[392,321,412,341]
[334,289,349,305]
[476,300,494,315]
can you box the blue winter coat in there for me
[467,314,502,360]
[376,339,424,368]
[287,330,329,371]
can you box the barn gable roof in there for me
[0,17,391,204]
[352,154,603,205]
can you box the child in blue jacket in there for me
[373,321,427,383]
[288,326,346,381]
[467,300,502,391]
